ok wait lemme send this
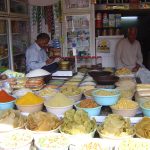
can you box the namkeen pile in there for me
[79,86,95,92]
[97,114,134,137]
[80,142,109,150]
[37,87,57,97]
[60,85,81,96]
[84,89,95,97]
[61,109,96,135]
[111,99,138,109]
[0,109,26,131]
[35,134,69,149]
[142,101,150,109]
[115,68,132,75]
[27,111,62,131]
[116,78,136,90]
[136,84,150,91]
[79,99,98,108]
[117,87,134,99]
[16,92,44,105]
[45,93,74,107]
[96,90,117,96]
[0,130,33,149]
[117,138,150,150]
[135,117,150,139]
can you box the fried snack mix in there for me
[0,109,26,131]
[96,90,116,96]
[61,109,96,135]
[111,99,138,109]
[27,111,62,131]
[135,117,150,139]
[97,114,134,137]
[79,99,98,108]
[60,86,81,96]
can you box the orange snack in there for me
[0,90,15,102]
[79,99,98,108]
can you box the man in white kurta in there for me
[115,27,143,72]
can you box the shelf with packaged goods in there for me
[13,52,24,56]
[0,52,24,61]
[0,0,8,14]
[60,56,101,59]
[67,45,90,49]
[11,0,28,4]
[10,0,28,17]
[97,35,124,39]
[62,0,91,13]
[95,3,150,11]
[0,56,8,61]
[67,27,89,29]
[0,33,7,36]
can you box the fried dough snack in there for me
[27,111,62,131]
[135,117,150,139]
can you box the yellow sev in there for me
[112,99,138,109]
[16,92,44,105]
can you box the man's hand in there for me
[46,58,54,65]
[53,57,61,63]
[132,63,140,72]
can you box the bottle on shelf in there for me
[116,0,123,3]
[115,14,122,28]
[96,0,102,4]
[109,14,116,28]
[96,29,102,36]
[103,13,109,28]
[108,0,114,3]
[95,12,103,28]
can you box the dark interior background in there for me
[121,10,150,70]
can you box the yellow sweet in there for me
[16,92,44,105]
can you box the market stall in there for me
[0,66,150,149]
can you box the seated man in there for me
[26,33,60,73]
[115,27,143,72]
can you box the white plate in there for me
[26,69,51,78]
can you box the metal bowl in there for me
[93,75,119,85]
[88,71,112,78]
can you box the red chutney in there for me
[0,90,15,102]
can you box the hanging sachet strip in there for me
[36,6,43,33]
[44,5,55,38]
[31,5,37,32]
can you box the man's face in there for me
[128,30,137,44]
[37,39,49,49]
